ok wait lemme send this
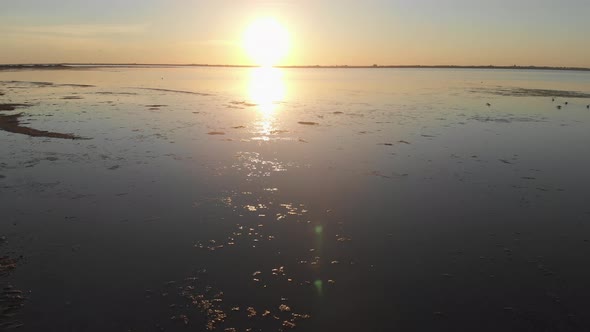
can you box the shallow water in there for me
[1,67,590,331]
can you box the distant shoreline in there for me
[1,63,590,72]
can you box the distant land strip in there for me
[1,63,590,72]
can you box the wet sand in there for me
[1,68,590,331]
[0,113,83,139]
[0,104,30,111]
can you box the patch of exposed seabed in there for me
[0,81,94,139]
[470,86,590,98]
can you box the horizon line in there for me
[2,63,590,72]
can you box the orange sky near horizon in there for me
[1,0,589,67]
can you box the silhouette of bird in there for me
[486,103,491,107]
[557,105,562,109]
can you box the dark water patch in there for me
[136,88,211,96]
[95,92,138,95]
[471,87,590,98]
[0,104,31,111]
[0,113,87,139]
[4,80,54,87]
[230,101,257,107]
[58,84,95,88]
[2,81,94,88]
[470,115,545,124]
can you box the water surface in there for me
[1,67,590,331]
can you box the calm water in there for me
[1,67,590,331]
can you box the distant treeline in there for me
[2,63,589,72]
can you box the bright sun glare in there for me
[243,18,289,67]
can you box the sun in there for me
[243,18,289,67]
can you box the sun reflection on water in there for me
[246,67,286,140]
[249,67,285,115]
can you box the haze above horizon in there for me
[1,0,589,67]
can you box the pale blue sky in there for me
[1,0,589,66]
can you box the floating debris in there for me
[297,121,318,125]
[272,266,285,276]
[336,236,352,242]
[246,306,257,318]
[207,131,226,135]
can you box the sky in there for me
[1,0,589,67]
